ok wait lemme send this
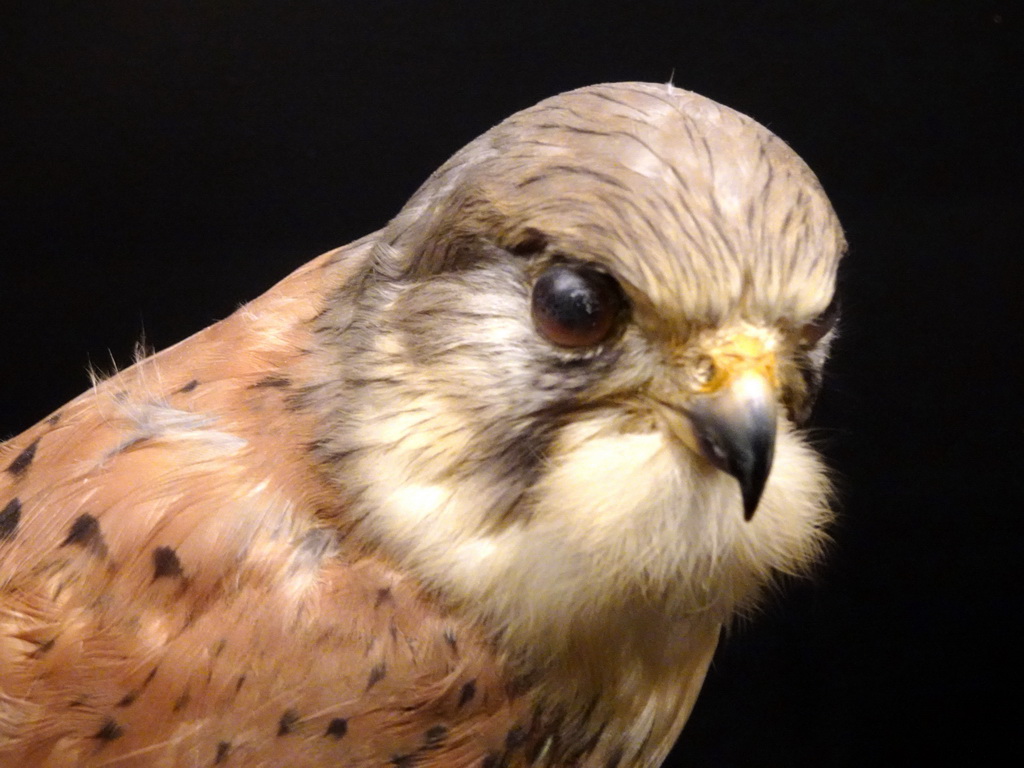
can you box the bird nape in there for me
[0,83,843,767]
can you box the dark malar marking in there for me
[366,662,387,690]
[214,741,231,764]
[278,709,300,736]
[0,497,22,540]
[7,438,39,476]
[153,546,184,579]
[325,717,348,739]
[250,375,292,389]
[94,718,123,741]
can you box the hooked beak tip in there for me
[688,372,778,521]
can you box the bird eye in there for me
[531,264,623,348]
[800,293,840,347]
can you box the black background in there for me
[2,2,1020,765]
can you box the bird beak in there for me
[660,335,779,520]
[688,368,777,520]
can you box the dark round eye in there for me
[531,264,623,348]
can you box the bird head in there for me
[311,82,844,663]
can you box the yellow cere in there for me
[699,333,779,394]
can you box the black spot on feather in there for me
[424,724,448,747]
[325,717,348,739]
[94,718,123,741]
[366,662,387,690]
[61,513,108,556]
[7,439,38,476]
[0,498,21,540]
[153,546,184,579]
[177,379,199,393]
[172,689,190,712]
[62,513,99,546]
[458,680,476,708]
[278,709,300,736]
[214,741,231,764]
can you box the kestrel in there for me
[0,82,844,767]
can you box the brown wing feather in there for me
[0,240,560,767]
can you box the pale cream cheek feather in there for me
[346,407,829,767]
[354,407,831,663]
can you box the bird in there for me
[0,82,844,767]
